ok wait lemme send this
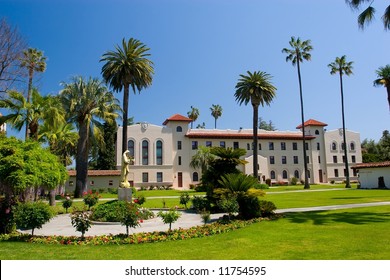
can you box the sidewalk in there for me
[18,202,390,237]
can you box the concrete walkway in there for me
[18,202,390,237]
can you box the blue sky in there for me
[1,0,389,141]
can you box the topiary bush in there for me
[191,195,210,212]
[236,195,261,220]
[258,200,277,218]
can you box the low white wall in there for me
[358,167,390,189]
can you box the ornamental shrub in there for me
[71,211,91,239]
[236,195,261,220]
[258,200,277,218]
[62,196,73,213]
[191,196,210,212]
[179,192,191,209]
[117,202,142,235]
[157,209,181,231]
[217,196,239,220]
[83,190,99,209]
[12,201,54,236]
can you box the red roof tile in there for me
[163,114,192,125]
[352,161,390,169]
[186,130,315,140]
[68,170,121,177]
[296,119,328,129]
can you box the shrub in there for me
[265,178,271,186]
[108,188,118,194]
[70,211,91,239]
[140,186,147,191]
[258,200,277,218]
[217,197,239,220]
[83,190,99,209]
[237,195,261,220]
[117,202,142,235]
[253,183,269,190]
[13,201,54,236]
[148,185,155,190]
[191,196,210,212]
[194,184,207,192]
[179,192,191,209]
[91,200,154,222]
[62,196,73,213]
[200,209,211,225]
[98,188,106,193]
[290,177,298,186]
[157,209,181,231]
[134,194,146,205]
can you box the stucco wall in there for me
[358,167,390,189]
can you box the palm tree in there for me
[282,36,313,189]
[234,71,276,180]
[328,55,354,189]
[59,76,120,198]
[187,106,199,129]
[373,64,390,110]
[210,104,223,129]
[20,48,47,139]
[345,0,390,30]
[100,38,154,156]
[190,146,214,176]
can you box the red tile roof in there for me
[68,170,121,177]
[186,130,315,140]
[163,114,192,125]
[296,119,328,129]
[352,161,390,169]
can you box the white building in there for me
[352,162,390,189]
[115,114,362,189]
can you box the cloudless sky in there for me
[1,0,389,141]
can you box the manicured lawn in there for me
[1,205,389,260]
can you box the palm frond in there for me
[358,6,376,29]
[382,5,390,30]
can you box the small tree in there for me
[13,201,53,236]
[157,209,181,231]
[62,196,73,213]
[179,192,190,209]
[118,202,141,235]
[200,209,211,225]
[83,190,99,210]
[70,210,91,239]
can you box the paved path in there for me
[18,201,390,237]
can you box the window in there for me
[352,155,356,163]
[270,170,276,180]
[259,143,262,150]
[350,142,355,151]
[317,142,320,150]
[109,180,113,186]
[344,169,347,176]
[157,172,163,182]
[177,141,182,150]
[293,156,299,164]
[353,169,358,176]
[156,140,163,165]
[269,142,274,150]
[206,141,212,147]
[305,142,309,150]
[307,170,311,178]
[293,142,298,150]
[281,142,286,150]
[247,143,251,150]
[270,156,275,164]
[318,156,321,163]
[315,130,320,135]
[341,142,345,150]
[233,142,239,149]
[282,170,288,179]
[332,142,337,151]
[220,141,226,148]
[333,156,338,163]
[142,172,149,182]
[69,181,74,186]
[192,141,198,150]
[282,156,287,164]
[176,126,182,132]
[306,156,310,163]
[334,169,339,178]
[90,181,94,186]
[127,140,135,161]
[178,156,182,166]
[294,170,300,179]
[193,172,199,182]
[142,140,149,165]
[342,156,346,163]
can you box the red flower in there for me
[140,219,144,223]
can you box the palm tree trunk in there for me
[25,70,33,140]
[75,120,89,198]
[297,60,310,189]
[122,85,129,156]
[252,103,259,180]
[214,117,217,129]
[339,72,351,188]
[387,85,390,111]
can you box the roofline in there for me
[352,161,390,169]
[186,133,315,140]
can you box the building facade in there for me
[115,114,362,189]
[0,113,6,134]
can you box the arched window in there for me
[332,142,337,151]
[282,170,288,179]
[270,170,276,180]
[156,140,163,165]
[294,170,300,179]
[315,130,320,135]
[127,140,135,165]
[193,172,199,182]
[341,142,345,150]
[350,142,355,151]
[176,126,182,132]
[142,140,149,165]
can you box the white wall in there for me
[358,167,390,189]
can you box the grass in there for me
[1,205,389,260]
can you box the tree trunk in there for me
[49,189,56,206]
[252,103,259,180]
[25,70,33,140]
[75,120,89,198]
[386,85,390,111]
[122,84,130,156]
[339,72,351,188]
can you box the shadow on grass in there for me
[283,211,390,226]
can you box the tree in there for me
[210,104,223,129]
[373,64,390,111]
[0,18,26,97]
[282,36,313,189]
[101,38,154,156]
[20,48,47,139]
[328,55,354,188]
[187,106,199,129]
[59,76,120,198]
[259,117,277,131]
[345,0,390,30]
[196,122,206,129]
[190,145,214,177]
[93,120,118,170]
[234,70,276,180]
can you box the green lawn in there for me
[1,205,389,260]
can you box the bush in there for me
[200,210,211,225]
[13,201,54,236]
[253,183,269,190]
[91,200,154,222]
[258,200,277,218]
[98,188,106,193]
[62,196,73,213]
[265,178,271,186]
[217,197,239,220]
[134,194,146,205]
[290,177,298,186]
[157,209,181,231]
[237,195,261,220]
[108,188,118,194]
[70,211,91,239]
[117,202,142,235]
[83,190,99,209]
[191,196,210,212]
[179,192,191,209]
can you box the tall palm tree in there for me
[328,55,354,189]
[210,104,223,129]
[100,38,154,156]
[282,36,313,189]
[234,71,276,180]
[59,76,120,198]
[190,146,214,176]
[345,0,390,30]
[187,106,200,129]
[20,48,47,139]
[373,64,390,110]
